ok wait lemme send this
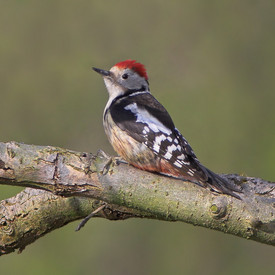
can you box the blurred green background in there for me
[1,1,274,274]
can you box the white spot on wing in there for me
[167,144,178,153]
[152,134,166,153]
[174,161,182,168]
[124,103,172,135]
[187,170,195,176]
[164,151,172,160]
[177,154,185,160]
[153,144,160,152]
[144,126,149,132]
[155,134,166,143]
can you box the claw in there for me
[102,156,128,175]
[113,156,128,165]
[102,157,113,175]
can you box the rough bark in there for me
[0,141,274,255]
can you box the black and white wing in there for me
[110,92,241,198]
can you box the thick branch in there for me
[0,141,274,254]
[0,188,150,255]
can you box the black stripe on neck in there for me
[112,85,147,104]
[104,86,148,120]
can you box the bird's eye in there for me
[122,73,128,79]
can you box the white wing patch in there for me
[124,102,194,172]
[124,103,172,135]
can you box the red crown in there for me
[114,60,148,80]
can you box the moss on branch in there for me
[0,141,274,254]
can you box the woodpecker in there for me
[93,60,241,199]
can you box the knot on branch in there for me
[209,197,228,219]
[0,216,13,235]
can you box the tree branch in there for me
[0,141,274,254]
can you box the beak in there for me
[92,67,111,77]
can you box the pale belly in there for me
[103,112,159,170]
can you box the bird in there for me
[93,59,241,199]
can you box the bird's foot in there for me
[101,155,127,175]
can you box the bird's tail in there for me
[205,168,242,199]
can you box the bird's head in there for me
[93,60,149,100]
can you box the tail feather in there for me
[205,168,242,199]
